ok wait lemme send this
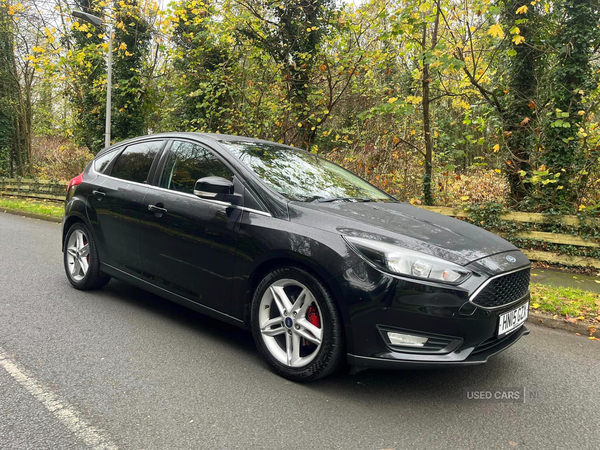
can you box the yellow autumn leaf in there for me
[119,42,127,51]
[512,35,526,45]
[493,144,500,152]
[495,169,501,174]
[388,97,398,104]
[516,5,528,14]
[460,196,470,201]
[488,23,504,39]
[532,303,540,309]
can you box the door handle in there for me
[92,190,105,198]
[148,204,168,216]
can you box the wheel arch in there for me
[242,254,349,332]
[62,213,88,249]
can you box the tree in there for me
[0,0,34,176]
[111,0,150,142]
[234,0,335,146]
[542,0,600,210]
[66,0,107,153]
[169,0,236,132]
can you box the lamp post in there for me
[72,10,112,149]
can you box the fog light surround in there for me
[387,332,429,347]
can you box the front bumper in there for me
[334,256,530,369]
[348,325,529,369]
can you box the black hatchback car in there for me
[62,133,530,381]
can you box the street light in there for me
[72,10,112,149]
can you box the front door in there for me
[139,140,242,314]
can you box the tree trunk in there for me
[421,7,440,206]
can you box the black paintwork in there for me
[63,132,530,368]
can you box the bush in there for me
[30,136,93,181]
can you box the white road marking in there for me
[0,347,118,450]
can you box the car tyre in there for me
[251,266,344,381]
[64,222,110,290]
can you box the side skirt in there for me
[100,263,246,329]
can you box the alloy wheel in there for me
[258,279,323,368]
[66,229,90,282]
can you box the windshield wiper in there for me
[313,197,374,203]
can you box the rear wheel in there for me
[251,266,344,381]
[64,222,110,290]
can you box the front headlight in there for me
[344,236,471,284]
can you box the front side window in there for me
[220,141,394,202]
[160,141,234,194]
[110,141,164,183]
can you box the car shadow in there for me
[98,279,258,357]
[97,279,519,403]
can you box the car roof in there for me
[96,132,303,158]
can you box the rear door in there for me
[139,139,242,313]
[87,139,166,275]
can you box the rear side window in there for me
[110,141,164,183]
[94,148,119,173]
[159,141,234,194]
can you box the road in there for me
[1,212,599,450]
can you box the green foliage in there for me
[541,0,600,211]
[111,0,150,142]
[235,0,335,146]
[2,0,599,214]
[0,1,29,176]
[67,0,107,153]
[168,0,235,133]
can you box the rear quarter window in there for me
[94,149,119,173]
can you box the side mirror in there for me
[194,176,238,203]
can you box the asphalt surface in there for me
[1,212,599,450]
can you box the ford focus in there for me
[62,133,530,381]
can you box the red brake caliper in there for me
[304,305,321,346]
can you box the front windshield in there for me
[220,141,394,203]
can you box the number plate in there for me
[498,302,529,337]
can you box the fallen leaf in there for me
[565,314,578,324]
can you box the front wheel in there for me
[251,266,344,381]
[64,222,110,290]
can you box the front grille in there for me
[471,268,530,309]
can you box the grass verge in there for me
[531,283,600,325]
[0,196,64,219]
